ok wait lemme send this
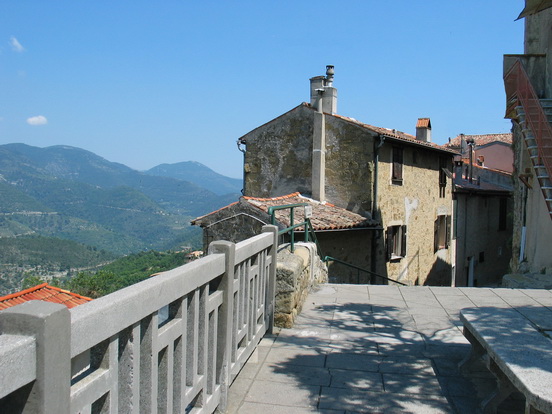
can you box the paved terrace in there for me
[226,284,550,413]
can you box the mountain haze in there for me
[146,161,242,195]
[0,144,238,255]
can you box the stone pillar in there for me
[0,300,71,414]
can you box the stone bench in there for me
[460,307,552,414]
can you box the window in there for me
[386,225,407,261]
[434,215,451,252]
[498,198,508,231]
[392,146,403,184]
[439,156,449,198]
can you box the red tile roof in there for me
[330,112,457,155]
[243,192,379,230]
[0,283,92,311]
[416,118,431,128]
[445,133,512,148]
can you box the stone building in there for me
[503,1,552,280]
[192,192,380,283]
[451,163,513,286]
[446,133,514,173]
[236,67,457,286]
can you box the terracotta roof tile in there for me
[0,283,92,311]
[244,193,378,230]
[330,113,457,154]
[416,118,431,128]
[445,133,512,148]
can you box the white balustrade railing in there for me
[0,225,278,414]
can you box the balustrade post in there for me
[262,225,279,334]
[0,300,70,414]
[208,240,236,412]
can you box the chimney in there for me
[415,118,432,142]
[309,65,337,115]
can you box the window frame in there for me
[392,146,404,185]
[386,224,407,261]
[434,215,451,252]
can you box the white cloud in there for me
[27,115,48,126]
[9,36,24,53]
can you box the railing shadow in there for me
[268,302,476,413]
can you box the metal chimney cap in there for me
[326,65,335,76]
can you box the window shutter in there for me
[434,218,439,253]
[445,215,451,249]
[401,225,407,257]
[386,227,392,261]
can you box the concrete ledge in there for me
[461,307,552,413]
[502,273,552,289]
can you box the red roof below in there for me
[0,283,92,311]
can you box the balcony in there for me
[0,225,543,413]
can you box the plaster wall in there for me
[510,122,552,274]
[454,193,512,286]
[378,144,454,285]
[475,144,514,173]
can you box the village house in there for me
[230,67,458,286]
[192,192,380,283]
[446,133,514,173]
[503,3,552,283]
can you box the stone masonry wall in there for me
[274,243,328,328]
[378,143,454,285]
[243,105,314,198]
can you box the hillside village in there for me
[2,2,552,413]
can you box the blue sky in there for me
[0,1,525,178]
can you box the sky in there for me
[0,1,526,179]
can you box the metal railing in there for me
[0,226,278,414]
[505,59,552,183]
[268,203,310,252]
[269,204,405,286]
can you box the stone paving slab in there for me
[226,284,546,413]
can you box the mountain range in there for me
[0,143,242,255]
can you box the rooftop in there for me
[0,283,92,311]
[445,133,513,148]
[193,192,379,230]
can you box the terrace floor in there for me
[225,284,551,413]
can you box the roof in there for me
[193,192,379,231]
[329,112,457,155]
[445,133,512,149]
[244,193,379,230]
[454,178,513,194]
[416,118,431,128]
[238,103,457,155]
[0,283,92,311]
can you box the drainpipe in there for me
[370,134,385,284]
[237,138,246,195]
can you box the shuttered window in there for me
[392,146,403,184]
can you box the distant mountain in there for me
[0,144,235,254]
[146,161,242,195]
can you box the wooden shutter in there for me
[400,225,407,257]
[434,218,439,253]
[445,215,451,249]
[386,227,392,261]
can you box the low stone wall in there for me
[274,243,328,328]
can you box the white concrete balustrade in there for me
[0,226,278,414]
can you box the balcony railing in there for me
[0,225,278,414]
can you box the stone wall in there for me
[377,143,454,285]
[274,243,328,328]
[243,105,315,198]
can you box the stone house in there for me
[503,2,552,280]
[192,192,380,283]
[451,162,513,286]
[236,67,458,286]
[446,133,514,173]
